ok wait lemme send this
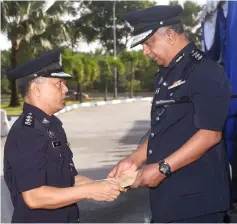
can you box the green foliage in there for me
[72,1,156,54]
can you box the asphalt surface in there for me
[1,101,152,223]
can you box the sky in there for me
[0,0,207,52]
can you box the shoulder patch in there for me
[22,113,35,128]
[190,49,206,62]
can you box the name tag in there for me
[52,141,62,148]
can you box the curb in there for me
[55,97,153,115]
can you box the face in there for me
[34,78,68,114]
[142,28,174,67]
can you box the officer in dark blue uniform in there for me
[4,50,122,223]
[109,5,232,223]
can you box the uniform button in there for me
[59,154,62,157]
[150,132,154,137]
[156,117,160,121]
[170,93,173,96]
[163,82,168,86]
[148,149,153,155]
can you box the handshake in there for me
[82,170,139,203]
[79,156,163,202]
[78,157,140,203]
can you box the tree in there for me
[119,50,150,98]
[1,1,69,106]
[72,1,156,54]
[98,56,125,100]
[1,50,11,94]
[62,49,84,102]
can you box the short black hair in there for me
[18,76,44,98]
[168,22,184,34]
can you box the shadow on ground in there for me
[119,120,150,146]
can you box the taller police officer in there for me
[109,5,232,223]
[4,50,123,223]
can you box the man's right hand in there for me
[108,156,138,179]
[87,180,124,202]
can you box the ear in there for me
[166,29,176,45]
[29,81,41,97]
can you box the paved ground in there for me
[1,101,152,223]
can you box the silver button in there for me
[150,132,154,137]
[156,117,160,121]
[59,154,62,157]
[148,149,153,155]
[170,93,173,96]
[163,82,168,86]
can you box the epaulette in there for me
[190,49,206,62]
[22,113,35,128]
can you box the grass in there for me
[0,98,106,116]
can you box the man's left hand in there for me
[130,163,165,188]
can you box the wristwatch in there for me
[158,160,171,177]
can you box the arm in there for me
[22,180,123,210]
[165,129,222,173]
[22,185,89,210]
[74,175,93,186]
[129,138,148,167]
[131,130,222,188]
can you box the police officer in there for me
[109,5,231,223]
[4,50,123,223]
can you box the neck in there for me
[24,97,53,116]
[165,37,190,67]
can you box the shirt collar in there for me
[164,42,196,70]
[23,103,53,128]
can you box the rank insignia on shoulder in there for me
[52,141,62,148]
[168,80,186,89]
[22,113,35,128]
[42,118,50,124]
[190,49,205,62]
[175,53,184,64]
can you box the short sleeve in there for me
[190,60,231,131]
[70,157,78,177]
[6,128,48,192]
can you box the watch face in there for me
[160,164,169,174]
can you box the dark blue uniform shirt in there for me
[4,103,79,223]
[147,43,231,222]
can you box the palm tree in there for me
[62,49,84,102]
[98,56,124,101]
[1,1,69,106]
[119,51,149,98]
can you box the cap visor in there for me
[130,29,155,48]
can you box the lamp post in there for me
[113,0,117,99]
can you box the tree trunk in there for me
[104,81,108,101]
[76,83,83,103]
[130,74,133,98]
[9,40,21,107]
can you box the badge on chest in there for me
[52,141,62,148]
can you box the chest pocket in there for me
[151,105,189,139]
